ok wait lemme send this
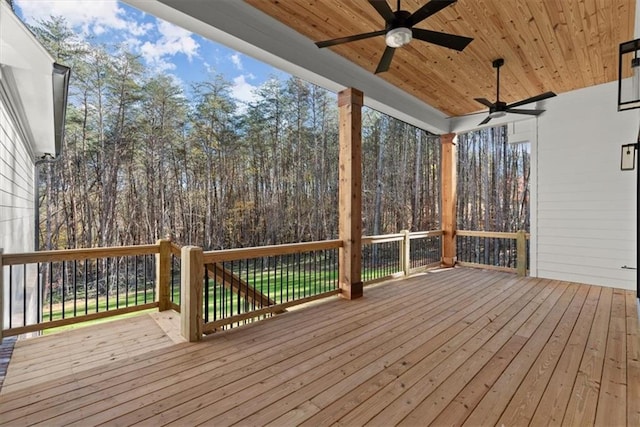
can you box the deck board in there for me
[0,267,637,426]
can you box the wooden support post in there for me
[401,230,410,276]
[338,88,363,300]
[516,230,527,276]
[180,246,203,342]
[441,133,457,267]
[156,239,171,311]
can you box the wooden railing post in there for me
[181,246,203,342]
[441,133,457,267]
[401,230,410,276]
[516,230,527,276]
[156,239,171,311]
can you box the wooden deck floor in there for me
[0,267,638,426]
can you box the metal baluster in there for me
[22,264,27,325]
[134,255,139,306]
[95,258,99,312]
[204,266,209,323]
[73,260,78,316]
[84,259,88,315]
[106,258,110,310]
[49,261,53,321]
[115,257,120,309]
[144,255,148,304]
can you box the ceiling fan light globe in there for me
[385,27,412,48]
[489,110,507,119]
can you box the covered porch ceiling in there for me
[126,0,637,134]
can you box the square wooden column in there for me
[441,133,457,267]
[338,88,363,299]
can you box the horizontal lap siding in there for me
[534,81,636,290]
[0,94,35,254]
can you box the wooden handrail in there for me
[202,239,343,263]
[362,233,404,244]
[169,243,182,258]
[456,230,530,239]
[2,244,160,265]
[408,230,444,239]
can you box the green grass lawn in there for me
[43,288,156,322]
[40,263,399,330]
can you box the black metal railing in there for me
[456,230,529,273]
[362,234,403,282]
[197,240,342,333]
[1,244,165,336]
[169,245,181,309]
[409,231,442,270]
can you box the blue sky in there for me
[14,0,288,105]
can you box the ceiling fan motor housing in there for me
[387,10,412,29]
[493,101,507,112]
[385,10,412,47]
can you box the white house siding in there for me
[534,81,637,291]
[1,90,39,329]
[1,95,35,253]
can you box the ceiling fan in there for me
[473,58,557,125]
[315,0,473,74]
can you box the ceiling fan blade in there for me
[474,98,495,108]
[478,115,492,126]
[369,0,395,23]
[412,28,473,51]
[315,29,386,48]
[375,46,396,73]
[375,46,396,74]
[506,91,556,109]
[505,108,545,116]
[407,0,456,27]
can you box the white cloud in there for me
[14,0,150,37]
[140,19,199,72]
[230,53,242,71]
[231,75,258,107]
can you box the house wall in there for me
[532,80,637,290]
[1,83,39,329]
[0,90,35,254]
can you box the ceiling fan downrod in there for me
[493,58,504,103]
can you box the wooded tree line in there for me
[32,17,443,251]
[456,126,530,232]
[30,17,527,252]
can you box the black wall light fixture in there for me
[618,38,640,111]
[618,39,640,171]
[621,142,637,170]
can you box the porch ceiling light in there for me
[385,27,412,48]
[489,110,507,119]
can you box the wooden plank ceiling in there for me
[244,0,635,117]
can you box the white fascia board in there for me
[124,0,450,134]
[0,1,58,158]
